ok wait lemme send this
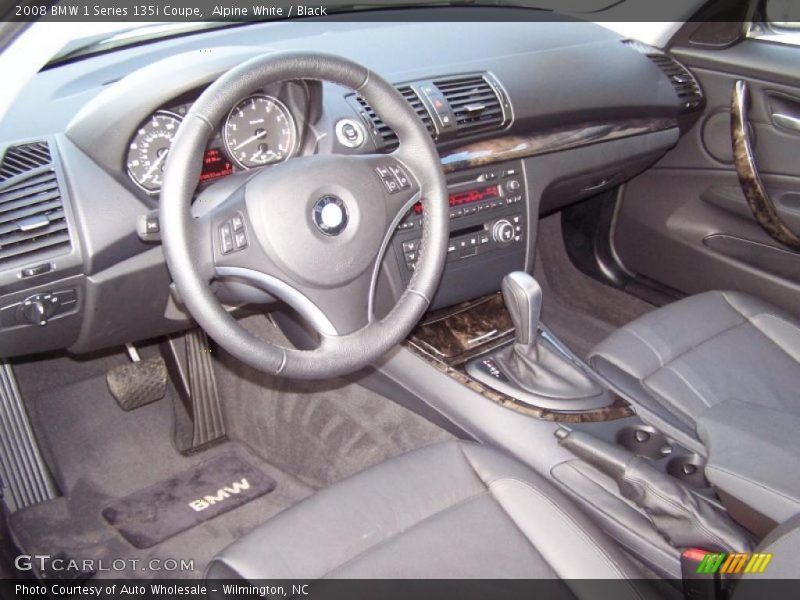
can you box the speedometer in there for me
[223,95,297,169]
[126,111,182,194]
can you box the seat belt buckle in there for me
[680,548,723,600]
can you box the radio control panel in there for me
[393,160,527,281]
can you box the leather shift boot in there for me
[495,338,604,400]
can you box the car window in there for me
[749,0,800,45]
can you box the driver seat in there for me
[207,441,647,588]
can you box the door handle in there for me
[731,81,800,251]
[772,112,800,132]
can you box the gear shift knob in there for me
[501,271,542,347]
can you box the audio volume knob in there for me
[492,219,515,244]
[506,179,521,192]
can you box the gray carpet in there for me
[11,320,454,577]
[213,315,455,489]
[535,213,654,357]
[11,374,314,579]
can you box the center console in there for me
[392,159,527,310]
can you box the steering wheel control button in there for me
[376,164,411,194]
[220,224,234,253]
[388,165,411,190]
[313,195,349,236]
[335,119,366,149]
[219,213,248,254]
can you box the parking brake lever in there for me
[556,427,752,553]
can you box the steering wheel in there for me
[160,51,449,379]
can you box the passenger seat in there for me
[587,290,800,450]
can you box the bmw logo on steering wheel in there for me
[312,195,349,236]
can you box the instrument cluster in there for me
[125,87,302,195]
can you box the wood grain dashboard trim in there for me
[405,293,633,422]
[439,118,678,173]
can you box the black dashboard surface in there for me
[0,11,684,357]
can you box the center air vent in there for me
[432,75,507,135]
[0,144,71,264]
[622,40,704,113]
[351,73,510,151]
[0,142,52,183]
[354,86,435,151]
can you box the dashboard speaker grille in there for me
[355,85,435,151]
[0,142,52,183]
[0,167,71,264]
[433,75,506,136]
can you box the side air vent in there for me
[622,40,704,113]
[355,86,435,151]
[0,142,52,183]
[433,75,506,136]
[0,169,71,264]
[647,54,704,113]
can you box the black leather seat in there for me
[207,441,646,586]
[587,290,800,449]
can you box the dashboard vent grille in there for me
[433,75,506,135]
[622,41,704,113]
[355,86,434,151]
[647,54,704,112]
[0,170,71,264]
[0,142,52,183]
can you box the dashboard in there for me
[0,11,701,358]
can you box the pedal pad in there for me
[107,356,167,411]
[161,329,227,455]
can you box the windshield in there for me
[44,0,632,65]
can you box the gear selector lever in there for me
[466,272,611,409]
[502,271,542,348]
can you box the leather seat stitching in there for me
[638,377,697,429]
[622,327,665,367]
[639,319,748,379]
[662,365,716,408]
[750,313,800,364]
[486,475,644,595]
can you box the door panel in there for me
[613,38,800,316]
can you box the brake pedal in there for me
[106,346,167,411]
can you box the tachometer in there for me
[223,94,297,169]
[126,111,182,194]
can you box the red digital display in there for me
[413,184,500,214]
[199,148,234,183]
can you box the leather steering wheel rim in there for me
[160,51,449,379]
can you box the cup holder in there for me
[616,425,672,460]
[667,455,709,489]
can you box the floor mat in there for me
[102,454,276,549]
[12,375,313,578]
